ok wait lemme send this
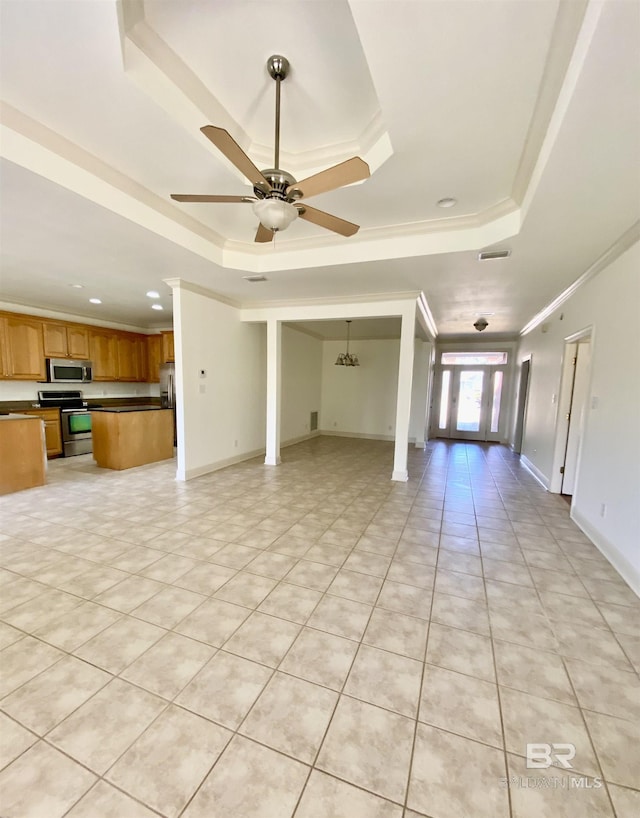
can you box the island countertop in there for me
[90,406,169,413]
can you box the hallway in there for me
[0,438,638,817]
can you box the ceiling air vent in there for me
[478,250,511,261]
[243,275,268,282]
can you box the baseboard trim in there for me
[571,508,640,597]
[392,469,409,482]
[282,430,321,447]
[179,431,322,481]
[320,430,401,443]
[182,446,265,480]
[520,455,550,490]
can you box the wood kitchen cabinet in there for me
[2,314,46,380]
[146,334,162,383]
[161,331,174,363]
[0,318,8,377]
[134,336,148,383]
[43,321,90,360]
[0,309,170,385]
[0,416,46,494]
[89,329,118,381]
[116,334,139,381]
[21,408,63,458]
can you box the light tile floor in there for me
[0,437,638,818]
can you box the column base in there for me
[414,441,426,449]
[391,469,409,482]
[264,456,281,466]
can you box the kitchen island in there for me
[91,406,174,470]
[0,413,46,494]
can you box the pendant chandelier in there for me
[335,320,360,366]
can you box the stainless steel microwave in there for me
[46,358,93,383]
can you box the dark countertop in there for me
[0,398,161,412]
[91,406,170,413]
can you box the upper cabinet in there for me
[43,321,90,360]
[161,331,174,363]
[0,310,173,384]
[146,334,162,383]
[89,329,118,381]
[2,315,46,380]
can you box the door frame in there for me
[549,327,594,494]
[432,361,508,442]
[513,355,531,454]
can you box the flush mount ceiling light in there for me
[473,317,489,331]
[335,320,360,366]
[89,298,102,304]
[243,274,268,282]
[69,283,84,289]
[436,197,457,208]
[151,304,164,310]
[146,290,160,298]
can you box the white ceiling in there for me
[0,0,638,336]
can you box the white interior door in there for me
[562,341,591,495]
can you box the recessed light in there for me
[146,290,160,298]
[437,197,457,208]
[89,298,102,304]
[69,284,84,289]
[151,304,164,310]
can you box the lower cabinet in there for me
[21,409,63,458]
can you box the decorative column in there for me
[392,305,416,481]
[265,318,282,466]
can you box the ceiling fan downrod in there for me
[267,55,289,172]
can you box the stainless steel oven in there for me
[38,390,93,456]
[61,409,92,456]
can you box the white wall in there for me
[281,326,322,443]
[174,286,267,480]
[409,340,432,445]
[0,379,155,402]
[517,240,640,593]
[320,338,400,439]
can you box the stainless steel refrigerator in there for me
[159,364,176,443]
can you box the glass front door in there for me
[435,366,506,441]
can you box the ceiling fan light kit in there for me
[171,55,369,242]
[252,198,298,231]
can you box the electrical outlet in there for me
[234,440,238,448]
[600,503,607,518]
[199,384,205,394]
[333,421,337,427]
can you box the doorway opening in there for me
[513,357,531,455]
[433,351,509,441]
[560,337,592,497]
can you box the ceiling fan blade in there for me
[170,194,255,203]
[297,204,360,237]
[201,126,270,189]
[255,223,274,243]
[287,157,369,200]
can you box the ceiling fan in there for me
[170,55,370,243]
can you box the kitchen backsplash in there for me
[0,380,159,402]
